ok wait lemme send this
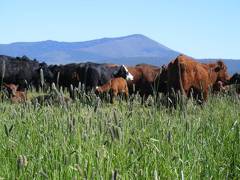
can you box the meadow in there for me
[0,90,239,179]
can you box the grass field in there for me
[0,92,239,179]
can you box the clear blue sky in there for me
[1,0,239,59]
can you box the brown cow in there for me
[167,54,230,104]
[126,64,164,97]
[4,83,27,103]
[96,77,129,103]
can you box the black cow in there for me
[155,65,168,94]
[0,55,53,90]
[48,63,81,89]
[229,73,240,84]
[78,62,133,91]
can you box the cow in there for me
[48,63,86,99]
[95,77,129,103]
[79,62,133,91]
[227,73,240,94]
[229,73,240,84]
[0,55,54,91]
[126,64,165,97]
[48,63,82,89]
[4,83,27,103]
[167,54,230,105]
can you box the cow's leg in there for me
[69,86,74,100]
[203,90,208,102]
[125,89,129,102]
[140,91,148,105]
[110,90,117,104]
[194,89,207,105]
[168,87,178,108]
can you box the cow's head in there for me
[214,61,230,82]
[114,65,133,81]
[4,83,18,96]
[39,63,54,83]
[95,86,103,95]
[32,63,55,90]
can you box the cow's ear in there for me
[40,62,47,69]
[217,61,225,69]
[215,60,226,72]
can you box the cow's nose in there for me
[126,73,134,81]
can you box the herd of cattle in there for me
[0,54,240,105]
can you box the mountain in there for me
[0,34,239,74]
[0,34,179,64]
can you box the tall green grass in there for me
[0,93,239,179]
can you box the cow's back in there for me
[111,77,128,92]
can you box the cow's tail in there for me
[177,58,185,96]
[167,57,186,108]
[175,59,186,110]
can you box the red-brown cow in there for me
[96,77,129,103]
[126,64,165,97]
[167,54,230,104]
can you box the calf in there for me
[96,77,129,103]
[4,83,27,103]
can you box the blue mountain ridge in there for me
[0,34,239,74]
[0,34,179,64]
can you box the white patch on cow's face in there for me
[96,86,99,90]
[126,72,134,81]
[122,65,134,81]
